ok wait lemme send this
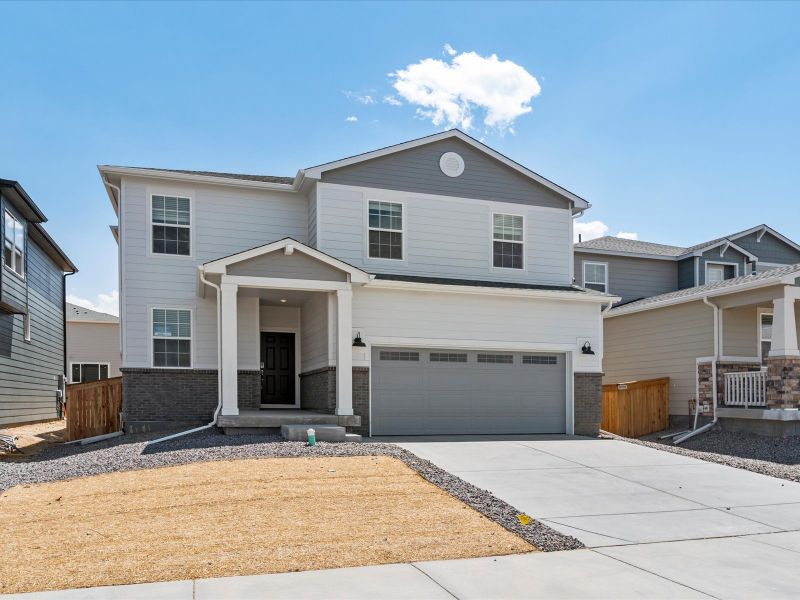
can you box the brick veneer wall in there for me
[299,367,336,413]
[299,366,369,436]
[574,372,602,436]
[122,368,261,425]
[697,361,762,406]
[767,357,800,409]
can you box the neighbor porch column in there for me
[335,288,353,416]
[220,281,239,416]
[770,286,800,358]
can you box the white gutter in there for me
[674,297,719,444]
[146,267,223,446]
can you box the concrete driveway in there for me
[394,435,800,598]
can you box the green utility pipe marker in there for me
[307,428,316,446]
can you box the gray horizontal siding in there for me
[677,258,696,290]
[734,231,800,265]
[574,252,678,304]
[322,138,572,210]
[0,239,65,426]
[698,246,749,285]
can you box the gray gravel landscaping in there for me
[608,428,800,482]
[0,428,582,553]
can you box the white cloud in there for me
[574,221,640,243]
[574,221,609,243]
[383,95,402,106]
[66,290,119,317]
[443,43,457,57]
[345,116,358,123]
[343,90,375,105]
[389,47,541,133]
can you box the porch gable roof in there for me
[201,238,372,284]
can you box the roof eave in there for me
[97,165,299,193]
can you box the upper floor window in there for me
[152,195,190,256]
[583,261,608,293]
[706,263,736,284]
[368,201,403,260]
[152,308,192,367]
[3,210,24,277]
[493,213,523,269]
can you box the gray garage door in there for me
[371,347,566,435]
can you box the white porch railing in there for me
[724,370,768,407]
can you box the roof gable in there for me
[303,130,588,212]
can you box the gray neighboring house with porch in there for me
[575,226,800,435]
[99,129,615,437]
[0,179,77,426]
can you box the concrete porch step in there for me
[218,410,360,429]
[281,424,346,442]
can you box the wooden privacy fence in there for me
[601,377,670,438]
[66,377,123,442]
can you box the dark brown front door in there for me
[261,332,295,405]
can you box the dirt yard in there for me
[0,455,534,594]
[0,420,65,459]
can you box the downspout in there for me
[674,296,719,444]
[146,266,223,446]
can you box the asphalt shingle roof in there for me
[374,273,612,296]
[105,166,294,185]
[66,303,119,323]
[575,237,687,257]
[609,264,800,313]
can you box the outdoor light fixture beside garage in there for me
[352,332,366,347]
[581,341,595,355]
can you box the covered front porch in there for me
[199,238,372,433]
[697,281,800,432]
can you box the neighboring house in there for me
[574,225,800,305]
[0,179,77,426]
[98,129,616,437]
[66,302,121,383]
[575,227,800,435]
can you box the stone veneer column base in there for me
[767,357,800,409]
[574,372,602,436]
[697,361,763,407]
[121,368,261,432]
[299,366,370,436]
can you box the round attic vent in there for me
[439,152,465,177]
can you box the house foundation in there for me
[299,366,369,436]
[574,372,603,436]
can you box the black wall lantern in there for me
[581,341,595,355]
[352,332,366,347]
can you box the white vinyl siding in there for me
[4,210,24,278]
[317,183,572,285]
[119,176,308,369]
[66,321,122,379]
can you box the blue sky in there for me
[2,1,799,314]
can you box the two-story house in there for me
[574,227,800,436]
[66,302,121,383]
[0,179,77,426]
[99,130,616,437]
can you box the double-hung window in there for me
[368,201,403,260]
[3,210,24,277]
[152,308,192,367]
[706,264,726,284]
[583,262,608,293]
[492,214,524,269]
[152,195,190,256]
[760,313,773,364]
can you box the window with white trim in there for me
[706,264,725,284]
[152,195,190,255]
[492,213,523,269]
[760,313,773,364]
[152,308,192,367]
[368,201,403,260]
[583,261,608,293]
[3,210,24,277]
[70,363,109,383]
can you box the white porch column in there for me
[220,281,239,415]
[770,286,800,357]
[335,288,353,416]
